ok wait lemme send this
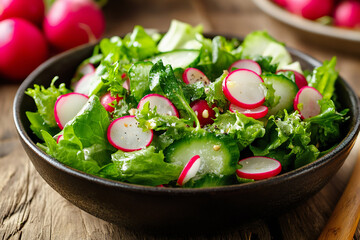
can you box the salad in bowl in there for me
[24,20,348,188]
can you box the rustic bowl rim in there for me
[13,39,360,195]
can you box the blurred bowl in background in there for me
[253,0,360,55]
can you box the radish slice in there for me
[222,69,265,109]
[123,78,130,91]
[294,86,323,119]
[54,93,89,129]
[182,68,210,86]
[56,134,64,143]
[100,92,122,112]
[74,72,95,95]
[137,94,179,117]
[107,115,153,152]
[78,63,95,76]
[229,103,268,119]
[177,155,201,186]
[236,156,282,180]
[228,59,262,75]
[277,69,308,89]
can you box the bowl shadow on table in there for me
[13,39,360,234]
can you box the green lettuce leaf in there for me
[135,102,197,150]
[205,71,229,111]
[41,95,115,172]
[157,19,203,52]
[25,77,71,139]
[306,98,349,148]
[206,111,265,151]
[129,61,154,101]
[308,57,338,100]
[101,146,182,186]
[149,60,200,128]
[250,110,320,171]
[124,25,158,61]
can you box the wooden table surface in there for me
[1,0,360,239]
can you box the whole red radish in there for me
[0,0,44,25]
[0,18,48,81]
[43,0,105,52]
[334,1,360,29]
[190,99,216,127]
[286,0,334,20]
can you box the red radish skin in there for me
[236,156,282,180]
[273,0,287,7]
[182,68,210,85]
[54,92,89,129]
[229,103,268,119]
[0,0,45,25]
[190,99,216,127]
[100,92,122,112]
[107,115,153,152]
[222,69,265,109]
[137,94,179,117]
[228,59,262,75]
[286,0,334,20]
[73,72,95,95]
[0,18,48,81]
[43,0,105,51]
[277,69,308,89]
[56,135,64,143]
[334,1,360,28]
[177,155,201,186]
[294,86,322,119]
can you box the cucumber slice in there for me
[151,50,200,69]
[263,74,299,116]
[241,31,292,69]
[165,133,240,179]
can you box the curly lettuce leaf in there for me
[206,111,265,151]
[205,71,229,111]
[182,81,206,102]
[100,146,182,186]
[25,77,71,139]
[135,102,197,150]
[149,60,200,128]
[250,110,320,171]
[306,98,349,148]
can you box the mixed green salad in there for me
[25,20,348,188]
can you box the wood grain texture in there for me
[1,0,360,239]
[318,147,360,240]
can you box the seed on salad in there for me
[202,109,209,119]
[129,108,137,116]
[213,145,221,151]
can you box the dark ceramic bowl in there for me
[13,38,360,233]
